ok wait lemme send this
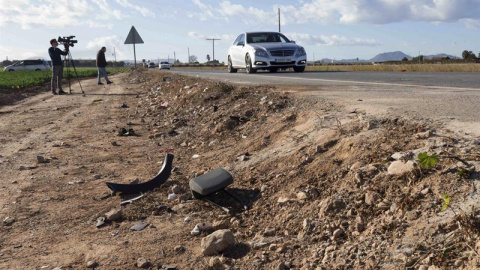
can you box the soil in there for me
[0,69,479,270]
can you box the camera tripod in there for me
[63,50,85,96]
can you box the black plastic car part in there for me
[106,153,174,194]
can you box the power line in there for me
[206,38,221,61]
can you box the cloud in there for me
[0,45,47,60]
[0,0,153,29]
[286,33,381,47]
[86,35,126,59]
[187,0,480,28]
[115,0,155,18]
[188,32,237,44]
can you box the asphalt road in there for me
[169,69,480,135]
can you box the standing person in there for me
[48,39,69,95]
[96,47,113,85]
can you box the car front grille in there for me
[269,50,295,57]
[270,61,296,66]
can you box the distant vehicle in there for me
[159,61,170,70]
[148,62,156,69]
[3,59,50,71]
[227,32,307,74]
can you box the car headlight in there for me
[254,49,268,57]
[295,47,306,56]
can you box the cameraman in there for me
[48,39,69,95]
[96,47,113,85]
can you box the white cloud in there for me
[187,0,480,28]
[188,32,237,44]
[115,0,155,18]
[286,33,381,47]
[0,0,153,29]
[0,45,47,60]
[86,35,126,59]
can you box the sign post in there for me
[124,26,144,67]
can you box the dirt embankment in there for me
[0,69,479,269]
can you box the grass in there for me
[0,67,129,90]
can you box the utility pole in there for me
[278,8,281,32]
[188,47,190,63]
[112,46,117,67]
[206,38,221,61]
[174,51,176,63]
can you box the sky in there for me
[1,0,479,63]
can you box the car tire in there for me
[227,56,237,73]
[8,69,14,72]
[35,69,41,71]
[293,66,305,72]
[245,54,256,74]
[269,68,278,73]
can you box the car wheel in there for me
[35,69,41,71]
[227,56,237,73]
[8,69,14,72]
[269,68,278,73]
[293,66,305,72]
[245,54,256,74]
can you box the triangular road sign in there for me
[124,26,144,44]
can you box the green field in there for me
[0,67,129,90]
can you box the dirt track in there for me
[0,69,479,269]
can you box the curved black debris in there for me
[106,153,174,194]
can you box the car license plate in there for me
[276,58,291,63]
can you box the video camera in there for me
[58,36,78,47]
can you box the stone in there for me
[277,262,289,270]
[387,160,416,175]
[213,220,230,230]
[278,197,294,204]
[86,261,98,268]
[171,185,182,194]
[105,209,122,222]
[174,245,185,253]
[332,228,344,239]
[95,217,105,228]
[420,188,430,195]
[201,229,236,256]
[418,266,428,270]
[364,191,379,205]
[296,191,308,200]
[263,227,276,236]
[191,225,201,236]
[318,198,346,218]
[136,257,149,268]
[37,155,48,163]
[415,130,432,139]
[130,223,148,231]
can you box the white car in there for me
[159,61,170,70]
[227,32,307,74]
[3,59,50,71]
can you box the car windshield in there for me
[246,33,291,44]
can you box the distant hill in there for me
[369,51,412,62]
[424,53,459,60]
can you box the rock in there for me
[201,229,236,256]
[263,227,276,236]
[350,161,364,172]
[171,185,182,194]
[2,216,15,226]
[184,216,192,223]
[364,191,379,205]
[191,225,201,236]
[37,155,48,163]
[95,217,105,228]
[332,228,344,239]
[168,193,177,200]
[86,261,98,268]
[136,257,149,268]
[277,197,294,204]
[318,198,346,218]
[406,210,419,221]
[164,266,177,270]
[130,223,148,231]
[277,262,289,270]
[387,160,416,175]
[208,257,224,269]
[261,185,268,192]
[415,130,432,139]
[174,245,185,253]
[213,220,230,230]
[296,191,308,200]
[302,219,312,231]
[390,152,409,161]
[418,265,428,270]
[105,209,122,222]
[420,188,430,195]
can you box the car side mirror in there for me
[290,40,296,44]
[237,42,244,46]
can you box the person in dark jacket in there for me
[96,47,112,85]
[48,39,69,95]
